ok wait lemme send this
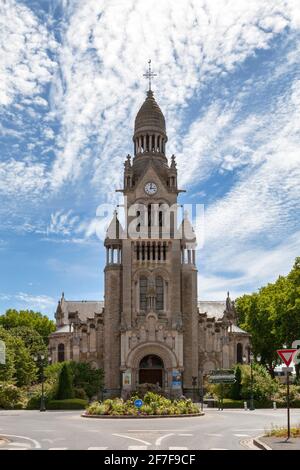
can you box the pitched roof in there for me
[60,299,104,323]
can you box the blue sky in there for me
[1,0,300,319]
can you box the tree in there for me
[236,257,300,376]
[56,363,74,400]
[0,326,37,386]
[70,362,104,399]
[230,365,242,400]
[10,326,48,359]
[0,309,55,344]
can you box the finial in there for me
[171,154,177,168]
[61,291,64,299]
[143,59,157,91]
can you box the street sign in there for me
[134,399,143,408]
[277,349,297,367]
[282,367,293,373]
[293,349,300,365]
[0,340,5,365]
[208,376,236,384]
[291,341,300,365]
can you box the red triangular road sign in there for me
[277,349,297,366]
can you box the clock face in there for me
[144,182,157,195]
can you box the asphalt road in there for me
[0,408,299,450]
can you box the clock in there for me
[144,182,157,195]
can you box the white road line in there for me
[233,429,264,432]
[0,434,41,449]
[112,433,151,446]
[206,433,223,437]
[48,447,68,450]
[155,433,174,446]
[88,447,108,450]
[234,434,250,437]
[7,442,30,448]
[169,446,188,450]
[0,447,27,451]
[210,448,228,450]
[178,433,193,437]
[128,446,148,450]
[127,430,188,432]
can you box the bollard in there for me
[244,401,248,411]
[273,401,277,410]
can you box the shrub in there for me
[230,366,242,400]
[47,398,88,410]
[70,362,104,400]
[74,387,88,400]
[0,382,27,409]
[86,392,201,416]
[55,363,74,399]
[25,382,55,409]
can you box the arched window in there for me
[140,276,147,310]
[236,343,243,364]
[156,276,164,311]
[58,343,65,362]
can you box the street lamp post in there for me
[249,352,254,411]
[243,351,261,411]
[34,354,52,412]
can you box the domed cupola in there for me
[133,89,168,158]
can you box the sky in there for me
[0,0,300,319]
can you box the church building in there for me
[49,78,250,398]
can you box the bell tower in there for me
[103,65,198,398]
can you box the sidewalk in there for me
[257,436,300,450]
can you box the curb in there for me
[252,436,272,450]
[82,412,204,419]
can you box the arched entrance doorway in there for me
[139,355,164,387]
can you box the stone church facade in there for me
[49,88,250,398]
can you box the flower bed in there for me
[85,392,201,417]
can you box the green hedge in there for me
[47,399,88,410]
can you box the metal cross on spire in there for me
[143,59,157,91]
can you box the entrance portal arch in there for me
[139,354,164,386]
[125,342,179,391]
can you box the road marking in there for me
[7,442,30,448]
[178,433,193,437]
[128,445,148,450]
[112,433,151,446]
[0,447,27,450]
[210,448,228,450]
[155,433,174,446]
[234,434,250,437]
[206,433,223,437]
[233,429,264,432]
[48,447,68,450]
[169,446,188,450]
[127,429,188,432]
[88,447,108,450]
[0,434,41,449]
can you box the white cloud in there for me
[198,230,300,300]
[0,159,47,197]
[49,0,299,194]
[0,292,56,312]
[0,0,57,107]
